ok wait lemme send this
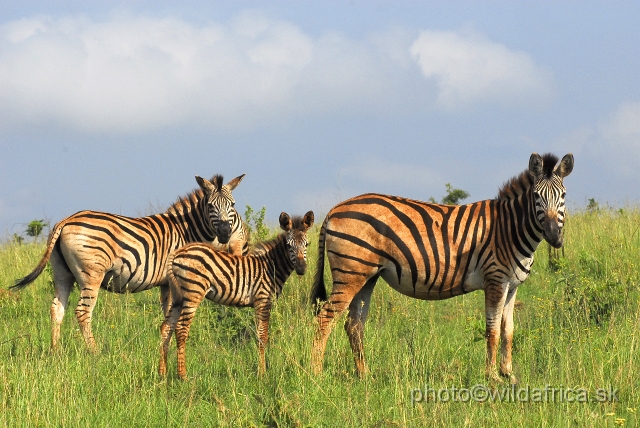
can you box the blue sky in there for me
[1,1,638,237]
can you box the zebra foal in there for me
[159,211,314,379]
[310,153,573,382]
[11,174,248,351]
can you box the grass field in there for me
[1,207,639,427]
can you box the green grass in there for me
[1,208,639,427]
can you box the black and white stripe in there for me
[11,174,248,351]
[159,211,314,379]
[310,153,573,381]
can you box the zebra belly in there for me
[101,261,157,293]
[205,287,253,307]
[380,266,484,300]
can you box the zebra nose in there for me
[295,258,307,275]
[543,219,563,248]
[217,222,231,243]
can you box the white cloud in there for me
[410,30,552,110]
[0,12,402,134]
[557,101,640,178]
[0,13,552,134]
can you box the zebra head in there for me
[279,211,314,275]
[196,173,246,244]
[528,153,574,248]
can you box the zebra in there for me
[11,174,248,352]
[158,210,314,379]
[310,153,573,382]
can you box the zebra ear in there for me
[195,176,215,195]
[302,211,314,229]
[225,174,246,191]
[554,153,574,178]
[279,212,292,231]
[528,152,544,178]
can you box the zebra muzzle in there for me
[216,222,231,243]
[295,258,307,275]
[543,220,563,248]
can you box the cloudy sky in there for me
[1,1,638,237]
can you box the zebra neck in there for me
[499,189,544,257]
[525,188,545,251]
[164,197,216,243]
[259,236,295,287]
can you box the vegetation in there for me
[430,183,470,205]
[244,205,271,244]
[0,207,639,426]
[25,219,48,240]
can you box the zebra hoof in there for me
[486,370,504,384]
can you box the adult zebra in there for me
[159,211,314,379]
[310,153,573,382]
[11,174,248,351]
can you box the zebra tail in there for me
[309,215,329,310]
[11,220,66,291]
[165,252,183,307]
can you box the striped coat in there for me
[11,174,248,351]
[310,153,573,381]
[159,211,314,379]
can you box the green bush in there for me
[244,205,270,244]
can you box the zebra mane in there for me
[249,233,283,254]
[249,215,306,254]
[165,174,220,215]
[497,153,561,201]
[212,175,224,189]
[290,215,307,230]
[540,153,560,179]
[497,171,533,201]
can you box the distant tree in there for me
[587,198,599,213]
[12,233,24,245]
[441,183,470,205]
[26,219,48,240]
[430,183,470,205]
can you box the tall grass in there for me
[1,208,639,426]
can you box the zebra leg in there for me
[312,297,351,375]
[312,273,372,375]
[345,276,377,378]
[74,276,103,353]
[484,283,509,383]
[49,250,75,350]
[500,287,518,384]
[174,293,207,380]
[254,297,273,376]
[159,284,171,317]
[159,300,182,377]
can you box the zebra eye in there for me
[561,192,566,199]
